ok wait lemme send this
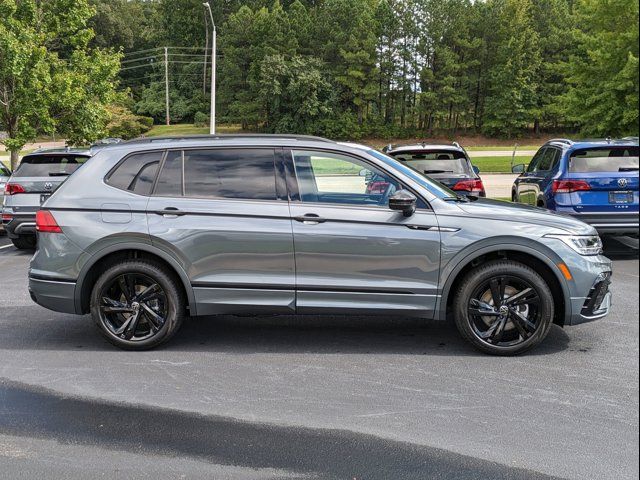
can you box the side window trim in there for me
[286,147,431,210]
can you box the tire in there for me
[453,260,554,356]
[90,259,185,350]
[511,190,517,202]
[12,235,37,250]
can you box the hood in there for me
[456,198,597,235]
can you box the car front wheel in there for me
[453,260,554,355]
[90,260,185,350]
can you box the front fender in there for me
[435,237,572,324]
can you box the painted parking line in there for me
[0,243,14,250]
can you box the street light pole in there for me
[203,2,216,135]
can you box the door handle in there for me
[155,207,186,217]
[293,213,326,224]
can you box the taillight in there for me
[36,210,62,233]
[4,183,25,195]
[453,179,485,195]
[552,180,591,194]
[1,213,12,222]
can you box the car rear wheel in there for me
[453,260,554,355]
[90,260,185,350]
[12,235,36,250]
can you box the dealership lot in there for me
[0,236,637,479]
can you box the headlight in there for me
[544,234,603,255]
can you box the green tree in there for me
[563,0,639,136]
[482,0,541,137]
[0,0,120,169]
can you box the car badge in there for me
[618,178,628,188]
[44,182,53,190]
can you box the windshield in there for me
[391,150,471,175]
[569,147,639,173]
[13,154,90,177]
[366,149,459,199]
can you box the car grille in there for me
[581,272,612,317]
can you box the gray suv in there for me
[2,148,92,249]
[29,135,613,355]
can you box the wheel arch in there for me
[437,241,571,326]
[74,242,196,316]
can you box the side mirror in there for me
[472,165,480,175]
[512,163,526,174]
[389,189,417,217]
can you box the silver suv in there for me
[2,148,91,249]
[29,135,613,355]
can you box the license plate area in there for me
[40,193,51,204]
[609,190,633,204]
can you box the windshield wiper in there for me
[423,169,454,174]
[49,172,70,177]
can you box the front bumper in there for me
[567,271,613,325]
[28,275,78,314]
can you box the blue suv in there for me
[512,138,639,236]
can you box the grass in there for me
[471,155,532,173]
[146,123,244,137]
[465,145,540,151]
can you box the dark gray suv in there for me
[29,135,613,355]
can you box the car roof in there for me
[544,137,639,150]
[26,147,92,157]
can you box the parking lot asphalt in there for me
[0,235,637,479]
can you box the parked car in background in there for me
[2,148,92,249]
[512,138,639,237]
[29,135,611,355]
[383,142,485,197]
[0,162,11,232]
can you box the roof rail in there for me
[123,133,335,145]
[546,138,574,145]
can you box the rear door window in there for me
[535,148,560,172]
[106,151,162,195]
[183,149,277,200]
[154,150,184,197]
[569,147,639,173]
[13,154,89,177]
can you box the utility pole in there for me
[203,10,209,95]
[164,46,170,126]
[203,2,216,135]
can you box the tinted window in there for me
[569,147,639,173]
[154,150,183,197]
[391,150,471,175]
[527,148,546,173]
[13,154,89,177]
[293,150,402,207]
[183,149,276,200]
[107,151,162,195]
[0,164,10,176]
[536,148,560,172]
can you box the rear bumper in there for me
[2,213,37,238]
[567,212,639,235]
[28,275,78,314]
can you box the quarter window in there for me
[107,151,162,195]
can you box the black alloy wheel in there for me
[90,260,185,350]
[467,275,541,347]
[99,273,168,342]
[453,260,554,355]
